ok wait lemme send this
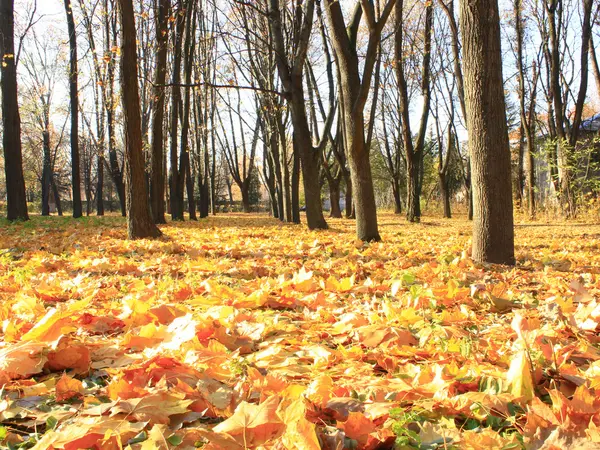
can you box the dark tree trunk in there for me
[392,179,402,214]
[324,0,391,241]
[96,154,104,215]
[270,131,284,221]
[516,125,525,208]
[118,0,162,239]
[439,172,451,218]
[150,0,169,224]
[291,140,301,224]
[396,0,432,224]
[41,130,52,216]
[467,185,473,221]
[105,5,125,216]
[345,177,354,219]
[179,1,196,220]
[460,0,515,265]
[346,116,380,240]
[241,184,251,213]
[406,158,421,221]
[267,0,329,230]
[290,88,326,229]
[280,126,293,222]
[169,4,186,221]
[52,177,63,216]
[329,179,342,218]
[64,0,82,218]
[514,0,538,218]
[0,0,28,221]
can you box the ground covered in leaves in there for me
[1,213,600,450]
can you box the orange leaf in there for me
[279,398,320,450]
[46,337,91,374]
[212,395,284,447]
[55,373,84,402]
[339,411,378,446]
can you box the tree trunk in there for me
[96,154,104,215]
[516,125,525,208]
[280,127,293,222]
[467,185,473,221]
[526,133,536,218]
[41,130,52,216]
[267,0,328,230]
[290,92,326,228]
[0,0,28,221]
[179,0,196,221]
[52,177,63,216]
[291,139,301,224]
[392,179,402,214]
[439,172,451,218]
[329,178,342,218]
[460,0,515,265]
[64,0,82,218]
[105,4,125,217]
[118,0,161,239]
[406,158,421,222]
[150,0,169,224]
[396,0,432,224]
[241,184,251,213]
[346,116,380,241]
[345,176,354,219]
[169,5,186,221]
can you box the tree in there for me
[544,0,593,216]
[118,0,161,239]
[267,0,333,230]
[64,0,82,218]
[512,0,539,218]
[460,0,514,265]
[217,93,259,214]
[395,0,433,223]
[169,0,187,221]
[324,0,397,241]
[0,0,29,221]
[149,0,169,224]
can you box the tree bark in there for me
[267,0,328,230]
[150,0,169,224]
[64,0,82,218]
[169,3,186,221]
[392,179,402,214]
[460,0,515,265]
[329,178,342,218]
[439,172,451,218]
[118,0,161,239]
[0,0,29,221]
[96,154,104,216]
[395,0,432,223]
[291,137,301,224]
[104,2,125,216]
[178,1,196,220]
[324,0,396,241]
[41,130,51,216]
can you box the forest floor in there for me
[1,212,600,449]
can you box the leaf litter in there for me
[0,213,600,449]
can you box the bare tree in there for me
[324,0,397,241]
[64,0,83,217]
[267,0,334,230]
[395,0,433,223]
[150,0,170,224]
